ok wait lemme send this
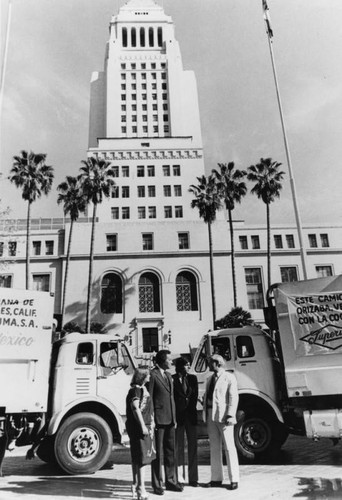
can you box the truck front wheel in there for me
[54,413,113,474]
[234,416,274,461]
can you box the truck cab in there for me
[190,326,287,461]
[40,333,136,474]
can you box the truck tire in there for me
[36,436,57,464]
[54,413,113,475]
[234,416,274,462]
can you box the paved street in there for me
[1,436,342,500]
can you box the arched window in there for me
[101,273,123,314]
[131,27,136,47]
[148,27,154,47]
[157,27,163,47]
[176,271,198,311]
[139,272,160,312]
[122,27,127,47]
[140,27,145,47]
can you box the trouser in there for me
[207,417,239,484]
[175,417,198,483]
[151,423,177,490]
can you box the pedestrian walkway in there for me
[0,436,341,499]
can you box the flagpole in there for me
[262,0,308,280]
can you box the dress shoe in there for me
[153,487,164,496]
[189,481,200,487]
[165,482,183,492]
[203,481,222,487]
[227,482,238,490]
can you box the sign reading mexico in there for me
[0,288,54,359]
[282,289,342,355]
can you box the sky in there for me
[1,0,342,226]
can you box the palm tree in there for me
[189,174,221,326]
[212,162,247,307]
[78,157,116,332]
[247,157,285,289]
[57,176,87,328]
[8,151,54,289]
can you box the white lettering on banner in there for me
[282,289,342,354]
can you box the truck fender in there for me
[46,396,125,437]
[238,389,284,423]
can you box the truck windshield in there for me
[100,342,134,375]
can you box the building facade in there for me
[1,1,342,356]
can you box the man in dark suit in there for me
[172,357,199,487]
[149,349,183,496]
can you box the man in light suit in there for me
[149,349,183,495]
[202,354,239,490]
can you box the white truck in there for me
[0,288,136,474]
[190,274,342,461]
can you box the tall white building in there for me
[1,0,342,357]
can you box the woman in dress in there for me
[126,368,155,500]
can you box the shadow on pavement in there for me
[0,476,134,498]
[294,477,342,499]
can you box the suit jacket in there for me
[172,373,198,426]
[203,370,239,424]
[149,367,176,426]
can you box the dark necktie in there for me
[182,375,188,393]
[207,374,217,400]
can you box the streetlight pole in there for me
[262,0,308,279]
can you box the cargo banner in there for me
[280,289,342,355]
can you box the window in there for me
[163,185,171,197]
[286,234,295,248]
[147,165,155,177]
[45,241,54,255]
[111,186,119,198]
[76,342,94,365]
[274,235,283,249]
[152,104,157,111]
[152,94,157,100]
[152,83,157,90]
[157,27,163,47]
[122,207,130,219]
[132,115,137,122]
[164,206,172,218]
[153,126,158,133]
[0,275,12,288]
[163,103,168,111]
[142,104,147,111]
[121,105,126,111]
[121,95,126,101]
[121,84,126,91]
[137,165,145,177]
[164,125,169,133]
[237,336,255,358]
[178,232,189,250]
[142,83,147,90]
[163,165,170,176]
[143,126,148,133]
[131,84,136,90]
[161,72,167,79]
[148,206,156,219]
[163,114,168,122]
[142,328,159,353]
[176,271,198,311]
[139,272,160,312]
[316,265,333,277]
[309,234,317,248]
[173,165,180,176]
[148,186,155,197]
[151,72,157,80]
[142,115,147,122]
[122,166,129,177]
[138,207,146,219]
[101,273,122,314]
[142,94,147,101]
[131,63,136,69]
[148,28,154,47]
[131,94,137,101]
[174,185,182,197]
[122,186,130,198]
[162,83,167,90]
[142,233,153,250]
[106,234,117,252]
[320,233,329,247]
[153,115,158,121]
[239,236,248,250]
[162,93,167,100]
[8,241,17,256]
[121,63,126,69]
[122,27,127,47]
[131,72,136,80]
[121,126,126,133]
[121,73,126,80]
[132,126,137,133]
[141,63,146,69]
[32,241,41,256]
[280,267,298,283]
[251,235,260,250]
[32,274,50,292]
[151,63,156,69]
[141,72,146,80]
[175,206,183,218]
[245,268,264,309]
[111,207,119,219]
[0,242,3,257]
[138,186,145,198]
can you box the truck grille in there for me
[76,378,90,395]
